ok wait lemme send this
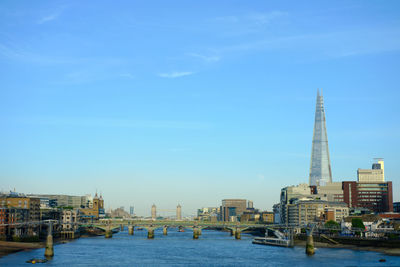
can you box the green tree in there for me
[325,220,340,229]
[352,218,365,236]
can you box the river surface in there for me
[1,229,400,266]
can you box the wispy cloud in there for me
[158,71,195,78]
[187,53,220,62]
[37,13,60,24]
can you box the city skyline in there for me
[1,1,400,216]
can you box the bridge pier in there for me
[128,225,134,235]
[235,229,241,240]
[105,229,113,238]
[147,228,155,239]
[120,224,124,232]
[230,229,234,236]
[105,224,113,238]
[306,233,315,255]
[163,226,168,235]
[193,227,200,239]
[44,223,54,258]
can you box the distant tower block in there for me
[176,204,182,220]
[309,89,332,186]
[151,204,157,220]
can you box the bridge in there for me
[84,219,272,240]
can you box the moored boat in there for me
[252,237,293,247]
[252,229,294,248]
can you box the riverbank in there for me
[0,241,45,258]
[294,240,400,256]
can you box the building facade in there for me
[342,181,393,213]
[220,199,247,222]
[287,199,348,226]
[80,193,105,220]
[357,159,385,182]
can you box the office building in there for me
[220,199,247,222]
[357,159,385,182]
[309,90,332,186]
[342,181,393,213]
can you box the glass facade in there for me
[309,90,332,186]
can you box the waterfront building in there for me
[240,209,261,222]
[61,209,80,239]
[280,184,313,224]
[80,193,105,220]
[0,207,30,240]
[357,159,385,182]
[309,90,332,186]
[261,211,274,223]
[286,199,348,226]
[176,204,182,220]
[30,194,90,209]
[394,202,400,213]
[220,199,247,222]
[61,209,79,230]
[341,214,382,232]
[197,207,220,221]
[342,181,393,213]
[273,204,281,224]
[151,204,157,220]
[0,194,41,238]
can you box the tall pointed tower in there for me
[309,89,332,186]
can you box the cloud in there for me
[158,71,195,78]
[187,53,220,62]
[37,13,60,24]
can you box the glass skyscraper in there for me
[309,90,332,186]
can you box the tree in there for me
[351,218,365,230]
[352,218,365,236]
[325,220,340,229]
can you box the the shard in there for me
[309,90,332,186]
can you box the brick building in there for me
[342,181,393,213]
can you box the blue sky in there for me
[1,1,399,216]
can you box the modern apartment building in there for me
[287,199,348,225]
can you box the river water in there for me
[1,229,399,266]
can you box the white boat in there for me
[252,229,294,248]
[252,236,293,247]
